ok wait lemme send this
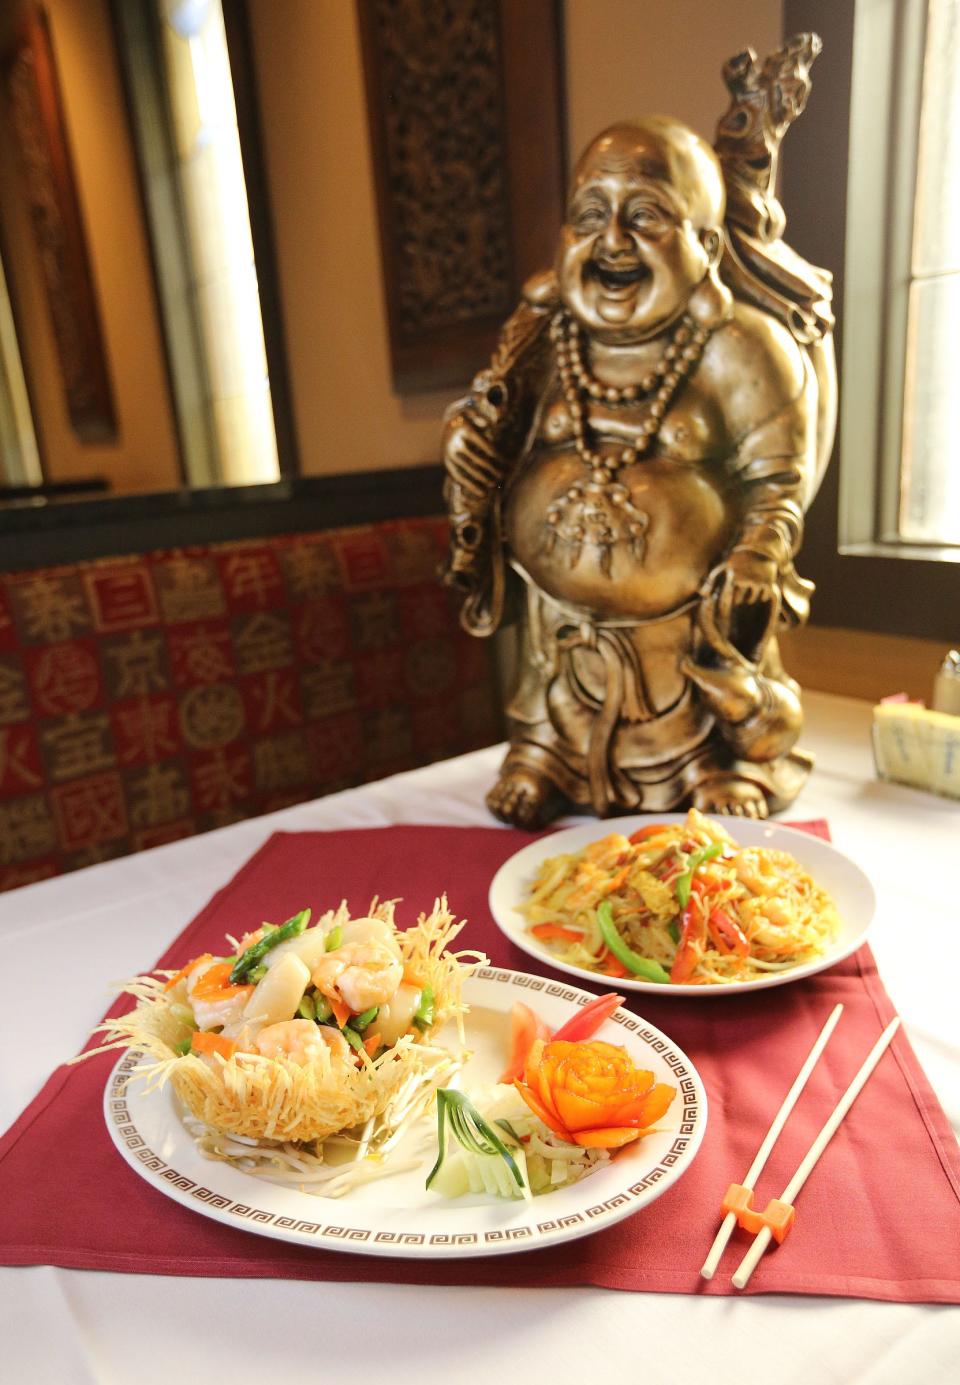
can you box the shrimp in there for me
[254,1019,350,1065]
[186,959,250,1032]
[732,850,778,896]
[311,941,403,1013]
[338,916,401,956]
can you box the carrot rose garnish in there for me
[514,1038,676,1149]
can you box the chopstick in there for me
[731,1016,901,1290]
[700,1002,844,1281]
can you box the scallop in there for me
[243,950,311,1027]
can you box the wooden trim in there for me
[0,463,447,570]
[222,0,300,478]
[780,624,948,705]
[0,7,117,443]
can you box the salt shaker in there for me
[932,650,960,716]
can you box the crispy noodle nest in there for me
[84,896,484,1143]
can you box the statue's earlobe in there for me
[701,227,723,267]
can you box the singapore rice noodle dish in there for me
[520,809,840,985]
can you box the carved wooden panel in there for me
[357,0,566,392]
[1,8,116,443]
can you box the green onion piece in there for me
[495,1118,522,1145]
[426,1089,526,1191]
[325,925,343,952]
[413,985,435,1030]
[352,1005,379,1031]
[597,900,670,984]
[229,909,310,984]
[297,994,316,1021]
[172,1037,193,1056]
[342,1026,364,1054]
[313,995,333,1023]
[675,843,724,909]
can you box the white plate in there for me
[104,969,706,1258]
[489,815,876,998]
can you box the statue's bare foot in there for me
[692,776,769,820]
[486,766,563,829]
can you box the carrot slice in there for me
[571,1126,645,1149]
[164,953,213,991]
[363,1031,382,1058]
[191,961,254,1002]
[190,1031,238,1060]
[328,995,351,1029]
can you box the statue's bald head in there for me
[571,117,726,231]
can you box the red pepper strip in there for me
[707,906,750,957]
[499,1002,552,1083]
[669,901,704,983]
[628,824,671,844]
[597,949,629,979]
[552,991,625,1043]
[531,923,586,944]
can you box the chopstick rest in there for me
[700,1007,902,1289]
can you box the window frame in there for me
[782,0,959,643]
[109,0,300,487]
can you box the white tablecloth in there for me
[2,691,958,1384]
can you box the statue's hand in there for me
[442,402,503,498]
[704,551,779,631]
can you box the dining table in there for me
[1,688,958,1385]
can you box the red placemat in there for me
[2,824,959,1301]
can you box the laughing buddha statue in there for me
[443,35,836,827]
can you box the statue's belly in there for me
[505,447,735,619]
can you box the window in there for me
[841,0,960,557]
[0,246,41,488]
[114,0,280,488]
[898,0,960,543]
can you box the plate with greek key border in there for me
[104,969,707,1258]
[489,816,875,997]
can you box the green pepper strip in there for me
[675,843,724,910]
[596,901,670,984]
[229,908,310,984]
[426,1089,525,1191]
[413,985,435,1029]
[342,1026,364,1054]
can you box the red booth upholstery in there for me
[0,517,501,891]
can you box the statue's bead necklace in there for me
[550,311,712,484]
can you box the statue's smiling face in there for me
[557,122,724,344]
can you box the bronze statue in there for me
[442,35,835,827]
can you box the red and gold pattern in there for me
[0,519,501,892]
